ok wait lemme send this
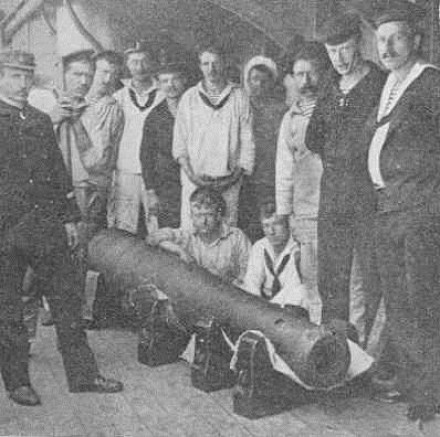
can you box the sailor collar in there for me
[197,81,237,110]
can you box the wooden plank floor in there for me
[1,323,440,437]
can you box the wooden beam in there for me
[3,0,45,44]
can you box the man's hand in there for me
[146,190,160,216]
[64,222,79,249]
[178,249,196,265]
[145,228,174,246]
[49,102,75,125]
[206,168,245,192]
[178,157,210,187]
[49,97,87,125]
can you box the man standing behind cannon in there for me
[305,13,385,342]
[173,43,255,230]
[366,0,440,422]
[0,51,123,407]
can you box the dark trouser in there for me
[156,181,181,229]
[318,214,381,343]
[375,211,440,405]
[0,320,30,392]
[74,185,108,320]
[238,178,270,243]
[0,213,99,393]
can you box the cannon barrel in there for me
[88,229,350,389]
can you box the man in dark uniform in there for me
[140,49,188,228]
[305,13,385,343]
[366,0,440,422]
[0,50,123,406]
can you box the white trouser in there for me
[107,170,152,234]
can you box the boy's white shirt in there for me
[243,235,310,310]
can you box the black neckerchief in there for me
[128,88,157,111]
[198,90,232,111]
[263,249,291,299]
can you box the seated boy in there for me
[243,202,318,321]
[146,187,251,286]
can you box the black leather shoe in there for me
[9,385,41,406]
[70,376,123,394]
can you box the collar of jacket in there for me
[0,97,24,115]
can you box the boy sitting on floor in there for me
[243,202,319,322]
[146,187,251,286]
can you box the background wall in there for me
[1,0,439,87]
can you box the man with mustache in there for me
[173,43,255,230]
[305,13,385,343]
[31,50,125,328]
[109,42,164,235]
[0,50,123,407]
[366,0,440,422]
[276,42,329,323]
[73,51,125,328]
[140,50,188,229]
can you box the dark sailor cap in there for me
[124,41,155,57]
[373,0,426,28]
[0,50,36,71]
[318,13,362,46]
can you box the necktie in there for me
[263,250,291,298]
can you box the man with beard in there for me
[305,13,385,343]
[75,51,125,327]
[239,56,287,242]
[77,50,124,236]
[140,52,188,228]
[173,43,255,230]
[32,50,125,327]
[110,42,164,235]
[365,0,440,422]
[276,42,329,324]
[0,50,123,406]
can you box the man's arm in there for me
[146,228,194,263]
[304,98,326,156]
[42,114,81,247]
[235,230,252,285]
[237,91,255,176]
[276,113,295,216]
[242,241,266,295]
[172,93,191,173]
[72,101,124,175]
[172,94,207,187]
[140,112,160,214]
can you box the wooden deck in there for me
[1,323,439,437]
